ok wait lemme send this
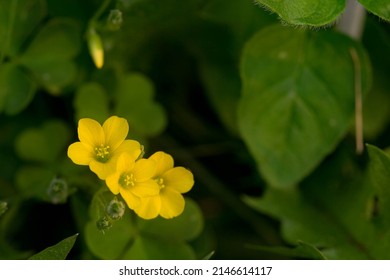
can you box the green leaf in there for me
[21,18,81,62]
[29,234,78,260]
[362,19,390,139]
[19,18,81,93]
[122,235,196,260]
[15,120,70,163]
[74,82,110,124]
[254,0,345,26]
[245,145,390,259]
[85,213,135,259]
[137,199,204,242]
[0,63,37,115]
[366,144,390,229]
[115,73,167,137]
[85,189,136,259]
[359,0,390,21]
[239,25,371,188]
[85,190,201,259]
[0,0,47,57]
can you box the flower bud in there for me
[107,9,123,30]
[87,28,104,69]
[106,199,125,220]
[0,201,7,217]
[47,177,68,204]
[96,216,112,232]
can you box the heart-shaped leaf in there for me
[74,82,110,123]
[15,120,70,163]
[0,0,46,57]
[359,0,390,21]
[115,73,167,137]
[254,0,345,26]
[239,25,371,187]
[0,63,37,115]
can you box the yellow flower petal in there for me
[67,142,93,165]
[131,180,160,197]
[78,118,104,147]
[90,158,117,179]
[120,189,141,210]
[112,140,141,163]
[134,196,161,220]
[105,173,120,195]
[102,116,129,150]
[159,188,185,219]
[163,167,194,193]
[115,153,136,174]
[149,151,174,177]
[133,159,156,182]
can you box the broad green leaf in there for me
[239,25,371,187]
[359,0,390,21]
[19,19,81,93]
[28,60,78,94]
[20,19,81,62]
[29,234,78,260]
[122,235,196,260]
[362,19,390,139]
[366,145,390,229]
[85,189,136,259]
[245,145,390,259]
[15,120,70,163]
[254,0,345,26]
[0,63,37,115]
[0,0,46,57]
[85,213,135,259]
[74,82,110,123]
[137,199,204,242]
[115,73,167,137]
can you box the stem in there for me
[350,48,364,154]
[336,0,366,154]
[91,0,112,22]
[0,0,18,64]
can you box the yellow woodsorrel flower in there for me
[67,116,141,179]
[105,153,160,211]
[134,151,194,219]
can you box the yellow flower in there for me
[67,116,141,179]
[134,151,194,219]
[105,153,160,211]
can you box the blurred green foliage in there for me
[1,0,390,260]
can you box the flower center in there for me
[119,173,135,188]
[94,144,110,162]
[155,177,165,189]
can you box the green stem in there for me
[0,0,18,64]
[91,0,112,23]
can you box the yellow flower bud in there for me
[87,29,104,69]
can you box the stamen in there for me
[120,173,135,188]
[155,177,165,189]
[94,144,110,162]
